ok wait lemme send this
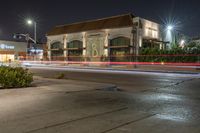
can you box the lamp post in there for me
[165,25,174,48]
[27,19,37,44]
[27,19,37,60]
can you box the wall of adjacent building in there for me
[0,40,27,52]
[133,17,162,48]
[0,40,28,62]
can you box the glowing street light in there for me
[27,20,33,25]
[167,25,173,31]
[26,19,37,44]
[180,39,185,48]
[180,39,185,45]
[165,25,175,47]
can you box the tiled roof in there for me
[47,13,134,36]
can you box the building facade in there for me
[0,40,27,62]
[47,13,162,62]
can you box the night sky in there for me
[0,0,200,41]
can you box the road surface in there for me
[0,66,199,133]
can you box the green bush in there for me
[139,43,200,63]
[0,66,33,89]
[56,73,65,79]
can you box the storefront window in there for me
[67,40,83,61]
[51,42,64,60]
[110,37,130,62]
[110,37,130,46]
[67,40,83,49]
[0,54,15,62]
[51,42,63,49]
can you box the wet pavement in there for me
[0,68,199,133]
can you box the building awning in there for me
[47,13,135,36]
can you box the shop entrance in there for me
[0,54,15,62]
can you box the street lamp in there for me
[27,19,37,44]
[26,19,37,60]
[180,39,185,48]
[165,25,174,47]
[167,25,173,31]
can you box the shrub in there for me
[56,73,65,79]
[0,66,33,89]
[139,44,200,63]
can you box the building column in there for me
[132,25,140,67]
[63,35,67,61]
[104,32,109,57]
[47,40,51,61]
[82,32,87,61]
[136,28,140,56]
[130,33,134,55]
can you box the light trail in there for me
[26,64,200,78]
[20,60,200,66]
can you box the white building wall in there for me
[108,27,132,39]
[141,19,161,39]
[132,17,162,51]
[47,35,64,44]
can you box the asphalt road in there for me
[29,66,199,92]
[0,66,199,133]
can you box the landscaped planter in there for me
[0,66,33,89]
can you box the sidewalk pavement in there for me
[0,76,199,133]
[33,76,116,92]
[0,76,115,96]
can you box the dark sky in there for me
[0,0,200,41]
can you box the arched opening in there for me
[51,42,64,61]
[109,37,130,62]
[67,40,83,61]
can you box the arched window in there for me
[51,42,63,49]
[109,37,130,62]
[67,40,83,61]
[50,42,64,60]
[110,37,130,46]
[67,40,83,49]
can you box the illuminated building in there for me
[0,40,27,62]
[0,40,45,62]
[47,13,164,62]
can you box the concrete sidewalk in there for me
[0,77,199,133]
[32,76,116,92]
